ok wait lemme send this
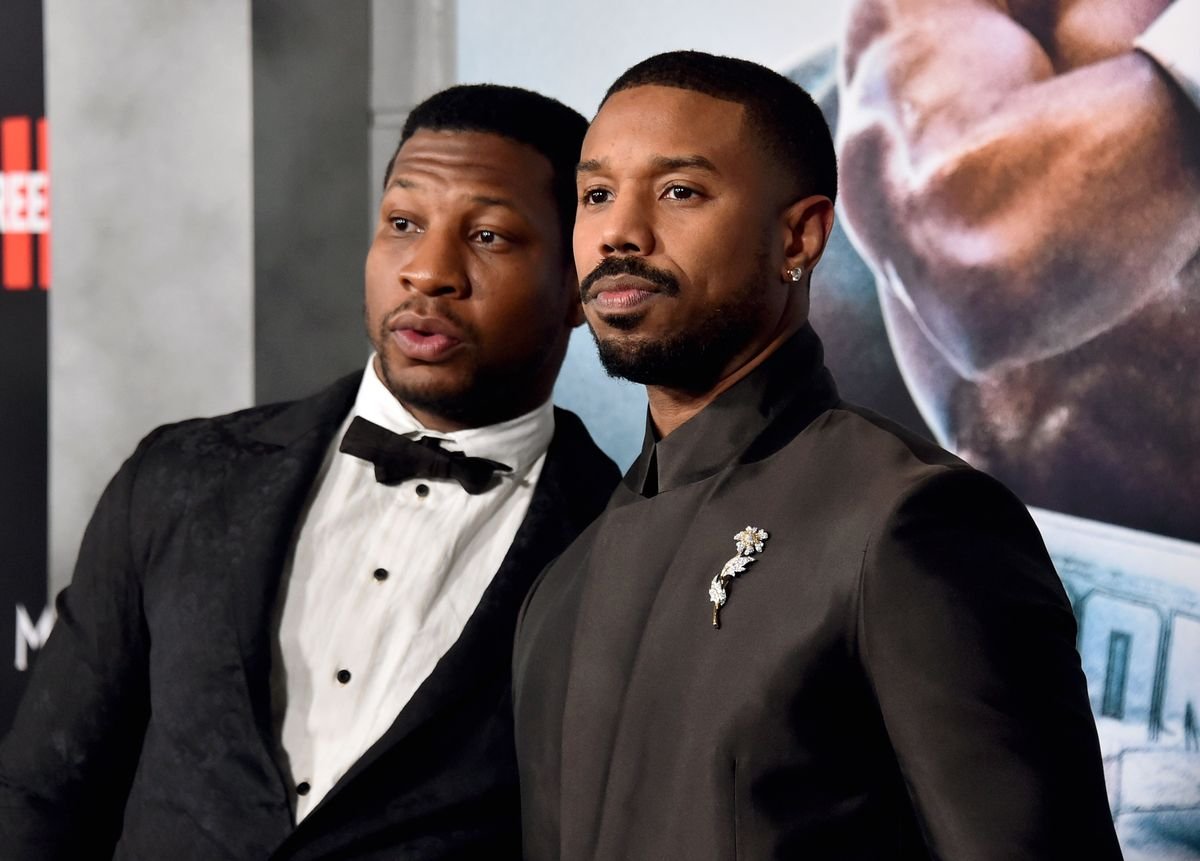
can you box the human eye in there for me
[472,228,511,249]
[389,215,418,233]
[663,184,699,201]
[581,187,612,206]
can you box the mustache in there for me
[579,256,680,301]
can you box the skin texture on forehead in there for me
[582,86,789,207]
[386,131,556,222]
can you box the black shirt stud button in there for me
[415,483,430,498]
[373,567,388,582]
[297,781,310,796]
[336,669,351,684]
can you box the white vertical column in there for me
[369,0,457,218]
[251,0,371,405]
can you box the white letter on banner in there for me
[26,172,48,233]
[14,603,55,671]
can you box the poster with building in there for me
[783,1,1200,856]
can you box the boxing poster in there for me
[784,1,1199,856]
[0,1,50,732]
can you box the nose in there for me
[596,195,655,258]
[397,229,468,298]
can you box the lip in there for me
[388,312,466,362]
[584,275,664,314]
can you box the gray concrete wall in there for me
[369,0,456,223]
[251,0,458,406]
[252,0,372,405]
[46,0,255,596]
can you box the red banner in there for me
[1,115,51,291]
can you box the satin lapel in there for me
[217,375,360,784]
[308,414,584,810]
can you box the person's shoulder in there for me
[545,406,622,519]
[825,400,965,469]
[818,401,1040,546]
[799,400,969,492]
[805,399,1032,526]
[126,405,278,479]
[549,407,621,480]
[140,401,285,452]
[136,373,359,462]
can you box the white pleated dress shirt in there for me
[272,358,553,821]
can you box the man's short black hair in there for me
[385,84,588,245]
[602,51,837,204]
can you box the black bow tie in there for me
[338,416,512,495]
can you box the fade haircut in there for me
[385,84,588,245]
[602,51,837,204]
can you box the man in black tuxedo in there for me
[513,52,1122,859]
[0,84,619,859]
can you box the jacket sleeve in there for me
[0,434,158,859]
[858,468,1122,859]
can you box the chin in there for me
[586,307,649,334]
[390,383,488,428]
[600,315,647,334]
[592,313,760,391]
[380,360,471,410]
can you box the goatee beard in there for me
[589,249,773,393]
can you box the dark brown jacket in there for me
[514,326,1120,860]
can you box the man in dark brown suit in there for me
[513,51,1122,860]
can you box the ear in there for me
[780,194,835,277]
[562,262,585,328]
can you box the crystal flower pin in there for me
[710,526,768,628]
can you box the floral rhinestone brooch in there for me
[709,526,768,629]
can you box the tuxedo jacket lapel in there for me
[302,408,591,817]
[211,375,360,791]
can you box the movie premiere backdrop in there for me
[0,1,49,733]
[2,1,1197,858]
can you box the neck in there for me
[647,314,806,438]
[372,355,553,433]
[404,392,553,434]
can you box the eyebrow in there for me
[651,155,719,173]
[575,154,719,176]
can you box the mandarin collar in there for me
[624,324,839,497]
